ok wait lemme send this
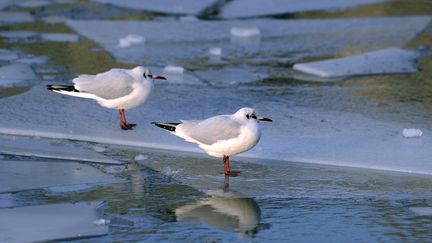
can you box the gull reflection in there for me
[175,175,262,238]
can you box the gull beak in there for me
[258,117,272,122]
[153,75,167,80]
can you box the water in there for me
[1,0,432,242]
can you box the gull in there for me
[47,66,166,130]
[153,107,272,175]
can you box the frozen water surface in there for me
[66,16,430,66]
[0,201,108,242]
[220,0,383,19]
[92,0,220,15]
[0,159,123,193]
[0,63,36,87]
[293,48,420,81]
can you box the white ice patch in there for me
[40,33,79,42]
[179,15,198,22]
[209,47,222,56]
[293,48,420,82]
[0,201,108,242]
[163,65,185,83]
[230,27,261,38]
[0,12,35,25]
[220,0,383,18]
[92,0,219,15]
[92,145,107,153]
[93,218,110,225]
[403,128,423,138]
[118,34,145,48]
[0,49,19,61]
[134,154,148,161]
[16,55,49,65]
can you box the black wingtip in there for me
[152,122,180,132]
[47,85,79,92]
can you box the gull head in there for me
[234,107,272,123]
[132,66,166,81]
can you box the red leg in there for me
[223,174,229,191]
[223,155,230,175]
[119,109,136,130]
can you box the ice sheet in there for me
[195,67,268,86]
[92,0,219,15]
[293,48,420,81]
[0,135,122,164]
[220,0,383,18]
[66,16,431,66]
[0,160,123,193]
[0,31,38,39]
[1,84,432,175]
[0,201,108,242]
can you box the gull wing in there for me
[73,69,135,100]
[177,115,241,145]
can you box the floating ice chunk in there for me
[230,27,261,38]
[0,159,123,193]
[134,154,148,161]
[93,218,110,225]
[0,12,35,25]
[46,184,95,194]
[409,207,432,216]
[230,27,261,45]
[92,0,219,15]
[293,48,420,82]
[0,31,38,39]
[209,47,222,56]
[0,201,108,242]
[403,128,423,138]
[163,65,185,82]
[41,33,79,42]
[92,145,107,153]
[220,0,383,19]
[118,34,145,48]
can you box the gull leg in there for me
[223,174,230,192]
[119,109,136,130]
[223,155,230,176]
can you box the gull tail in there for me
[47,84,102,100]
[152,122,181,132]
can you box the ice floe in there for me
[0,159,123,193]
[220,0,383,19]
[134,154,148,161]
[293,48,420,81]
[0,201,108,242]
[0,135,121,164]
[118,34,145,48]
[0,49,19,61]
[0,31,38,40]
[403,128,423,138]
[92,0,220,15]
[0,12,35,25]
[66,16,431,67]
[40,33,79,42]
